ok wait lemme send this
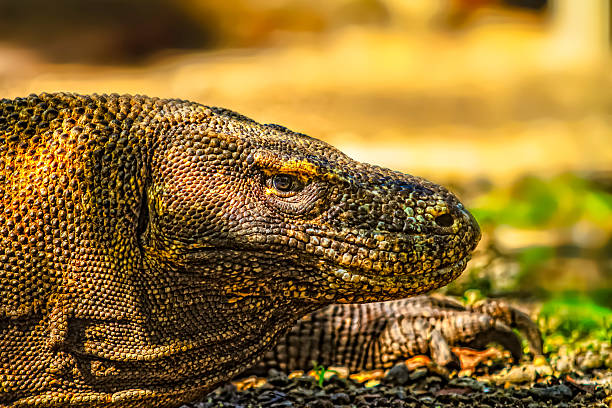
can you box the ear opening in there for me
[137,187,149,238]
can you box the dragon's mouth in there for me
[330,256,471,292]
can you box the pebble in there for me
[448,376,486,391]
[409,368,429,382]
[528,384,573,401]
[305,399,333,408]
[384,363,411,385]
[267,369,290,387]
[183,361,609,408]
[493,364,536,384]
[270,401,294,408]
[577,351,602,370]
[329,392,351,404]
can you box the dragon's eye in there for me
[273,174,298,192]
[268,174,304,196]
[262,171,322,215]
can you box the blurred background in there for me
[1,0,610,371]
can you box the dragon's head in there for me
[143,104,481,304]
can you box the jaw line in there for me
[330,255,471,291]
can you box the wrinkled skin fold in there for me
[0,93,479,407]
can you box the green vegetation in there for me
[470,173,612,229]
[311,363,340,387]
[447,173,612,300]
[539,293,612,354]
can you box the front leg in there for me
[249,295,543,374]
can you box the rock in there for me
[287,387,313,399]
[270,401,294,408]
[329,392,351,404]
[418,396,435,405]
[295,375,317,388]
[534,363,552,377]
[305,399,333,408]
[554,353,574,373]
[494,364,536,384]
[267,370,289,387]
[408,368,429,382]
[577,350,602,370]
[353,395,369,406]
[448,376,486,391]
[528,384,573,401]
[384,363,411,385]
[216,383,239,401]
[257,390,287,404]
[605,353,612,369]
[422,375,444,388]
[354,393,381,406]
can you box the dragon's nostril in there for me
[434,213,454,227]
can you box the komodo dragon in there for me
[0,93,541,407]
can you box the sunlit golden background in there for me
[1,0,610,361]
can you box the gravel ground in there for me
[184,361,611,408]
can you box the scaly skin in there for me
[0,93,480,407]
